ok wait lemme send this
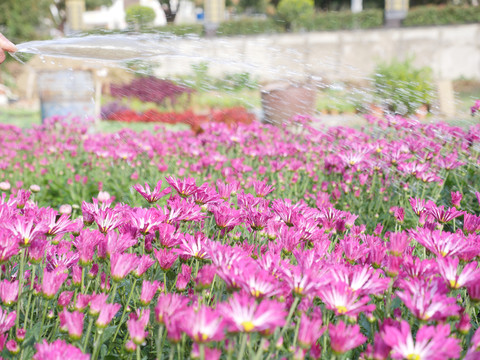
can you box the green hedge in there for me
[217,18,286,36]
[155,23,205,36]
[404,5,480,26]
[86,5,480,38]
[307,9,383,31]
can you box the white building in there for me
[83,0,197,30]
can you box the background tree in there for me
[0,0,113,42]
[157,0,180,23]
[0,0,51,43]
[126,4,157,30]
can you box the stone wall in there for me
[152,23,480,83]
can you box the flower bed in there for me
[0,109,480,358]
[102,106,256,132]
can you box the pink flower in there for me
[387,231,410,257]
[329,321,367,354]
[426,202,464,224]
[133,255,155,277]
[279,264,323,297]
[191,344,221,360]
[211,204,243,231]
[0,228,19,263]
[437,256,480,289]
[110,253,139,282]
[155,293,190,324]
[451,191,462,208]
[156,223,181,248]
[33,339,89,360]
[153,248,178,270]
[238,267,281,299]
[140,280,161,306]
[165,176,198,198]
[195,264,216,289]
[176,232,211,260]
[219,292,286,334]
[129,207,165,235]
[317,282,374,317]
[381,321,461,360]
[99,232,136,258]
[127,309,150,345]
[42,269,68,299]
[409,228,470,258]
[0,307,15,334]
[409,197,426,216]
[42,211,75,237]
[88,293,109,316]
[252,180,275,198]
[298,311,325,349]
[58,291,74,309]
[95,208,122,234]
[176,264,192,291]
[59,310,84,340]
[96,303,121,328]
[396,278,461,321]
[181,305,224,343]
[72,229,101,266]
[133,180,171,203]
[0,279,18,306]
[4,216,46,247]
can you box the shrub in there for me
[403,5,480,26]
[110,77,194,105]
[310,9,383,31]
[155,23,205,36]
[125,4,156,29]
[373,58,434,115]
[277,0,315,31]
[217,18,286,36]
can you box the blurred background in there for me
[0,0,479,131]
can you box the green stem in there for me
[163,272,167,294]
[156,325,164,360]
[238,333,248,360]
[136,344,141,360]
[39,300,49,337]
[254,338,266,360]
[23,264,36,329]
[385,278,394,319]
[83,317,94,352]
[16,248,26,330]
[81,266,86,294]
[109,282,118,302]
[279,297,299,340]
[199,343,205,360]
[111,279,137,344]
[48,318,59,341]
[92,329,104,360]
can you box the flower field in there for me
[1,110,480,359]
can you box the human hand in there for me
[0,33,17,64]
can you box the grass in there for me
[0,108,41,128]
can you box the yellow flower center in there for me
[241,321,255,332]
[294,286,304,295]
[251,289,262,298]
[194,333,209,342]
[336,305,348,314]
[449,279,459,289]
[407,354,421,360]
